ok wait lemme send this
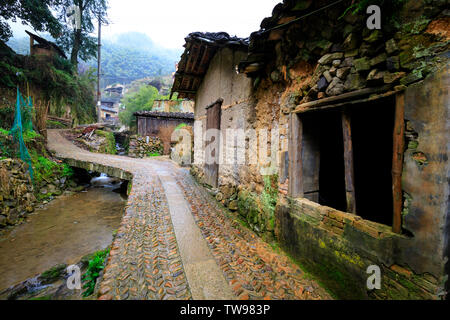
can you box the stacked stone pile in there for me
[304,29,422,102]
[128,135,163,158]
[216,184,239,212]
[240,1,449,111]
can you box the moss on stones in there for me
[237,175,279,238]
[40,264,68,285]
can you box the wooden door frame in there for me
[288,90,405,234]
[204,98,223,188]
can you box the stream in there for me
[0,174,127,293]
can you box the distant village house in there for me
[26,31,66,59]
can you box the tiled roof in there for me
[170,32,248,100]
[133,111,194,120]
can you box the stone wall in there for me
[276,197,441,300]
[128,135,163,158]
[252,0,450,299]
[0,159,35,227]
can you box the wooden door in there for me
[204,100,222,188]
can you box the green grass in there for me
[82,248,110,297]
[30,149,74,189]
[175,123,188,131]
[96,130,117,155]
[147,152,161,157]
[22,130,40,143]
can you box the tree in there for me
[56,0,108,67]
[119,85,160,128]
[0,0,62,42]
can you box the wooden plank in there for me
[288,113,303,198]
[204,100,222,188]
[293,85,394,113]
[392,92,405,234]
[341,111,357,214]
[301,118,320,202]
[197,45,210,74]
[295,91,398,114]
[144,117,148,136]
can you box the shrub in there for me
[82,248,110,297]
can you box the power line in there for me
[261,0,346,34]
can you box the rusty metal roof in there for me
[133,111,195,120]
[171,32,248,100]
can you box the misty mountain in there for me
[7,32,183,88]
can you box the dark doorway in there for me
[302,111,347,212]
[350,97,395,225]
[317,111,347,212]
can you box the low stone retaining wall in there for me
[0,159,35,227]
[275,197,443,300]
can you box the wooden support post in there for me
[29,36,34,55]
[342,111,357,214]
[392,92,405,234]
[288,113,303,198]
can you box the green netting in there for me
[18,93,34,132]
[10,87,34,180]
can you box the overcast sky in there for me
[11,0,280,50]
[103,0,280,48]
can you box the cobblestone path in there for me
[47,130,332,300]
[173,172,331,300]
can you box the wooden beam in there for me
[197,45,210,74]
[342,111,357,214]
[392,92,405,234]
[176,90,197,94]
[288,113,303,198]
[29,35,34,55]
[294,90,397,114]
[293,85,394,113]
[184,44,197,74]
[179,73,203,81]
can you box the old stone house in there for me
[171,0,449,300]
[171,32,253,188]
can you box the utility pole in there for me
[97,13,102,123]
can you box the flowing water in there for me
[0,179,127,292]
